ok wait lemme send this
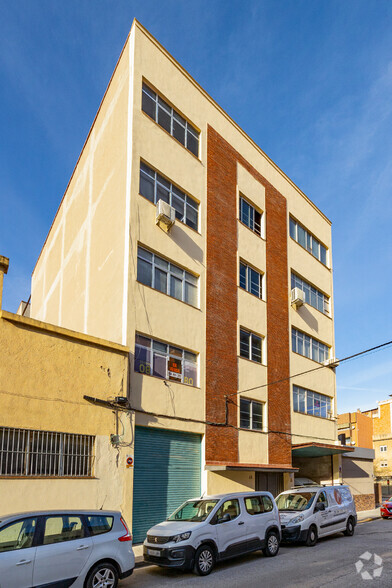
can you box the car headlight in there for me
[171,532,191,543]
[287,515,304,526]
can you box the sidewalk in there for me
[357,507,381,522]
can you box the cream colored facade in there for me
[0,261,132,517]
[25,21,339,533]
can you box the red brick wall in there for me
[206,125,291,466]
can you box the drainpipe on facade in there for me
[0,255,10,311]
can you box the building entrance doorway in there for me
[256,472,283,496]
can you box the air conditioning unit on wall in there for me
[324,357,340,369]
[291,287,305,309]
[156,199,175,232]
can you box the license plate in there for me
[147,549,161,557]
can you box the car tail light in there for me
[118,517,132,542]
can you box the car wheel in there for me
[305,525,318,547]
[343,516,355,536]
[194,544,215,576]
[86,562,118,588]
[262,530,280,557]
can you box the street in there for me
[125,518,392,587]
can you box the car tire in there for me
[262,530,280,557]
[85,562,118,588]
[194,544,215,576]
[305,525,318,547]
[343,516,355,536]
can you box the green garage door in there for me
[132,426,201,544]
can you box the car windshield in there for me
[276,492,317,512]
[167,500,219,522]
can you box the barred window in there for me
[291,328,329,363]
[0,427,94,477]
[291,273,329,314]
[139,162,199,231]
[142,83,200,157]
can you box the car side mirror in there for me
[218,513,231,524]
[315,502,325,512]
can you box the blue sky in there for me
[1,1,392,412]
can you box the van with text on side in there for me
[276,484,357,546]
[144,491,281,575]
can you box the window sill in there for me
[238,355,266,367]
[238,286,266,303]
[293,410,335,422]
[238,220,266,241]
[289,236,331,270]
[136,280,202,312]
[239,427,267,434]
[133,370,200,390]
[291,350,330,365]
[292,301,332,320]
[140,110,203,164]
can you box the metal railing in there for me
[0,427,95,477]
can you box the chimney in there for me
[0,255,9,311]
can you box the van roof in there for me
[281,484,349,493]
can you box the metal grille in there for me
[0,427,95,477]
[146,535,171,544]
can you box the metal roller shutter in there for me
[132,426,201,544]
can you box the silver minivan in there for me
[144,491,281,575]
[276,484,357,546]
[0,510,135,588]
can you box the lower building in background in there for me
[341,447,376,511]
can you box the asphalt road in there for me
[123,518,392,587]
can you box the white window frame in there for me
[289,216,328,266]
[292,328,330,363]
[380,445,387,452]
[293,385,332,419]
[239,196,264,238]
[240,398,263,431]
[240,328,263,364]
[291,272,329,315]
[239,261,263,299]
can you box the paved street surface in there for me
[124,519,392,587]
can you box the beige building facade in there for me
[22,21,344,541]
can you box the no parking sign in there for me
[126,455,134,469]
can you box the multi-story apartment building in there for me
[29,20,340,541]
[337,410,373,448]
[363,399,392,485]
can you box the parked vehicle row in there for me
[0,485,357,586]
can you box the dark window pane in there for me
[306,233,312,253]
[153,352,167,378]
[135,344,150,375]
[239,263,247,290]
[312,239,320,260]
[87,516,113,536]
[168,356,182,381]
[298,225,306,248]
[262,496,273,512]
[154,268,167,293]
[292,330,297,353]
[142,90,156,120]
[157,103,171,133]
[289,218,296,239]
[249,268,260,297]
[137,258,152,287]
[171,190,185,221]
[184,282,197,306]
[186,129,199,156]
[170,276,182,300]
[173,116,186,145]
[185,203,198,230]
[320,245,327,265]
[251,335,262,363]
[184,360,197,386]
[252,402,263,429]
[240,399,250,429]
[254,210,261,236]
[140,170,155,202]
[293,386,299,412]
[156,178,170,203]
[240,330,250,359]
[240,199,251,228]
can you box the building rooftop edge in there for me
[0,310,129,353]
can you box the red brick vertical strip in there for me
[206,126,239,462]
[264,187,292,465]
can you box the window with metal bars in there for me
[0,427,95,477]
[142,83,200,157]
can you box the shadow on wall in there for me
[296,305,319,333]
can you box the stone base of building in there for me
[354,493,375,511]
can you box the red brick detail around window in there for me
[206,125,291,467]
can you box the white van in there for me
[144,492,281,575]
[276,484,357,546]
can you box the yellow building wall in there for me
[0,310,134,521]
